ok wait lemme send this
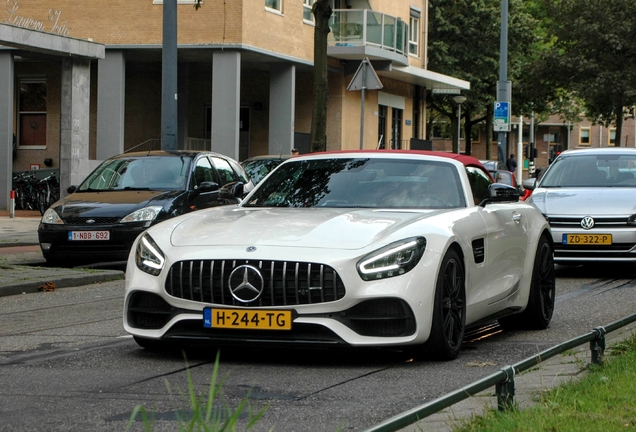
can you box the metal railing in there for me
[364,312,636,432]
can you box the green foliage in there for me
[454,333,636,432]
[126,351,268,432]
[538,0,636,142]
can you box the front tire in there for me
[417,248,466,361]
[500,234,555,330]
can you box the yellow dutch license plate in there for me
[203,308,292,330]
[563,234,612,245]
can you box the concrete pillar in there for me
[0,52,13,211]
[212,51,240,160]
[269,64,296,155]
[96,50,126,160]
[60,57,91,197]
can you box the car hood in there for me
[51,190,183,218]
[168,207,441,250]
[530,187,636,216]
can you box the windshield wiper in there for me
[123,187,151,190]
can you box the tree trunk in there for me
[615,102,624,146]
[310,0,332,153]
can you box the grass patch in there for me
[126,350,268,431]
[454,334,636,432]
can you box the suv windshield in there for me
[540,154,636,188]
[243,158,466,209]
[79,156,191,191]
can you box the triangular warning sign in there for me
[347,57,383,91]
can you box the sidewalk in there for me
[0,210,124,297]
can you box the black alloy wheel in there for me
[418,248,466,360]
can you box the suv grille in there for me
[549,216,629,230]
[165,260,346,306]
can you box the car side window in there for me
[210,157,238,185]
[466,166,492,205]
[191,157,218,188]
[227,159,250,184]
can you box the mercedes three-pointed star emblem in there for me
[228,265,265,303]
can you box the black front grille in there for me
[63,217,121,225]
[165,260,346,306]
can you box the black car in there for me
[38,150,253,265]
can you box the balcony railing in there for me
[328,10,409,60]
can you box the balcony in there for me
[328,10,409,66]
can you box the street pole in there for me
[359,59,367,150]
[453,95,466,154]
[162,0,178,150]
[497,0,509,163]
[517,116,523,181]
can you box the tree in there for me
[427,0,542,155]
[539,0,636,145]
[310,0,332,152]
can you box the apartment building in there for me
[0,0,469,210]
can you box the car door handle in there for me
[512,213,522,223]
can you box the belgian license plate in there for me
[68,231,110,241]
[562,234,612,245]
[203,308,292,330]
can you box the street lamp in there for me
[453,95,467,153]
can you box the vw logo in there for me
[580,216,595,230]
[228,265,264,303]
[86,219,95,224]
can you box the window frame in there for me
[608,128,617,146]
[265,0,283,14]
[303,0,315,24]
[17,77,47,149]
[153,0,200,4]
[580,127,591,146]
[408,9,420,57]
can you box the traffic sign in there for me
[494,101,510,132]
[347,58,383,91]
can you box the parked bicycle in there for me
[12,172,60,214]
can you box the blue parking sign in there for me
[494,101,510,131]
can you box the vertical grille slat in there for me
[165,259,346,306]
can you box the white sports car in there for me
[124,150,555,360]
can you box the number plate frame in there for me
[203,308,292,330]
[562,233,612,245]
[68,231,111,241]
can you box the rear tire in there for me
[499,234,555,330]
[416,248,466,361]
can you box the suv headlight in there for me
[135,233,165,276]
[357,237,426,281]
[121,206,163,225]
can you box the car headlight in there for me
[120,206,163,224]
[41,208,63,224]
[135,233,165,276]
[357,237,426,281]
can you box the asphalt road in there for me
[1,264,636,432]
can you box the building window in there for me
[303,0,314,23]
[580,128,590,145]
[409,9,420,56]
[18,79,47,148]
[609,128,616,146]
[391,108,403,149]
[265,0,282,13]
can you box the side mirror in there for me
[194,181,219,195]
[479,183,520,207]
[219,181,245,200]
[522,178,537,191]
[67,185,77,194]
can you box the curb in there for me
[0,270,125,297]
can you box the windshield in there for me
[242,158,286,184]
[78,156,191,191]
[243,158,466,209]
[540,154,636,188]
